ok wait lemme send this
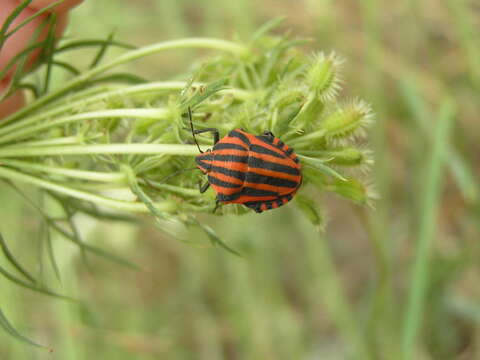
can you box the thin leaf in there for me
[299,155,347,181]
[0,233,36,284]
[41,13,57,95]
[192,218,242,257]
[399,78,478,202]
[15,82,40,98]
[1,0,66,43]
[180,78,229,111]
[0,262,74,301]
[91,73,148,85]
[52,60,81,76]
[252,17,286,42]
[5,181,139,270]
[0,38,47,85]
[0,307,47,349]
[55,39,135,54]
[401,100,455,360]
[125,165,169,221]
[0,0,32,50]
[89,31,116,69]
[44,223,62,283]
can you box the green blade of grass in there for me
[401,99,455,360]
[40,13,57,95]
[51,60,81,76]
[44,223,61,283]
[0,262,74,301]
[54,38,135,54]
[0,0,32,50]
[399,77,478,203]
[5,181,140,270]
[0,233,36,284]
[0,307,47,349]
[192,218,242,257]
[1,0,65,44]
[89,31,116,69]
[90,73,147,85]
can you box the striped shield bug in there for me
[188,108,302,213]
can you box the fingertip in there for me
[0,81,25,120]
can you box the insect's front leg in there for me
[193,128,219,145]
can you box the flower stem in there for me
[0,108,170,144]
[1,38,248,125]
[0,143,198,157]
[0,159,127,183]
[0,166,176,213]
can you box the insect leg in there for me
[212,200,221,213]
[193,128,219,145]
[187,107,219,152]
[199,181,210,193]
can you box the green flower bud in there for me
[319,100,373,139]
[328,178,370,205]
[306,52,343,100]
[301,147,372,166]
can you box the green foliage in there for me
[0,5,375,350]
[0,15,373,240]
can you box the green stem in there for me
[0,159,126,183]
[0,166,175,213]
[0,143,198,157]
[2,136,84,147]
[143,181,200,197]
[0,82,253,138]
[0,108,170,144]
[400,101,455,359]
[1,38,248,125]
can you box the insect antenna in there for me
[188,106,203,153]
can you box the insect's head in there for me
[259,130,275,143]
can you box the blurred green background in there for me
[1,0,479,359]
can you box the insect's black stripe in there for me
[228,129,251,146]
[285,148,294,156]
[245,172,298,188]
[213,143,248,151]
[293,157,299,164]
[207,175,242,188]
[285,194,293,201]
[197,162,246,181]
[244,201,260,208]
[250,144,285,159]
[217,192,242,202]
[203,154,299,176]
[241,187,278,197]
[212,154,249,163]
[266,202,273,210]
[248,156,300,176]
[216,168,297,188]
[199,158,299,184]
[276,198,284,207]
[277,140,285,147]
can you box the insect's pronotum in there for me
[189,108,302,213]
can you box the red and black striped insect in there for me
[188,108,302,213]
